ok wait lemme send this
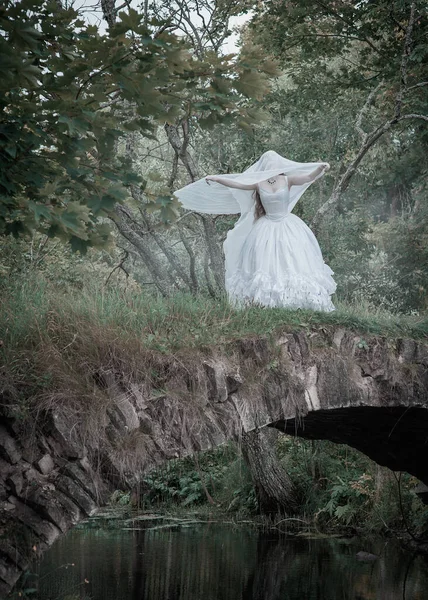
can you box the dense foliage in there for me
[123,438,428,537]
[252,0,428,97]
[0,0,273,249]
[245,0,428,310]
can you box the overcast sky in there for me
[72,0,250,54]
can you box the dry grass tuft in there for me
[1,274,427,422]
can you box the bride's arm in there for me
[288,163,330,187]
[205,175,257,190]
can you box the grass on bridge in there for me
[1,276,427,361]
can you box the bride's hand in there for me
[321,163,330,172]
[205,176,216,185]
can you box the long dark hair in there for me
[254,189,266,221]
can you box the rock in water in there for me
[356,551,378,562]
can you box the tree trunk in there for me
[101,0,117,27]
[200,214,225,292]
[113,205,173,295]
[242,428,299,515]
[374,463,394,503]
[165,121,225,294]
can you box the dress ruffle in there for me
[225,210,336,312]
[227,268,336,312]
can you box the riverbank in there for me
[82,504,428,555]
[106,440,428,541]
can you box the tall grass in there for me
[1,275,427,362]
[1,272,426,427]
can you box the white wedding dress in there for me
[174,151,336,312]
[226,181,336,311]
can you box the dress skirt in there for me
[226,213,336,312]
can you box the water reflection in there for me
[29,524,428,600]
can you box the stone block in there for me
[63,462,100,501]
[0,540,28,570]
[55,490,83,525]
[226,372,243,395]
[115,395,140,430]
[6,472,24,496]
[24,488,71,533]
[129,382,148,410]
[415,482,428,505]
[8,496,61,545]
[0,426,21,464]
[203,361,228,403]
[37,454,55,475]
[22,465,44,485]
[0,579,14,599]
[21,446,42,464]
[56,475,98,516]
[0,561,22,587]
[0,457,14,480]
[49,411,85,459]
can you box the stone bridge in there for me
[1,327,427,595]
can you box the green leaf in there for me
[4,145,17,158]
[69,236,90,254]
[28,201,52,222]
[58,115,89,135]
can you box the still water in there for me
[29,521,428,600]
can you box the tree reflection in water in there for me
[29,525,428,600]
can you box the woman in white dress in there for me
[174,150,336,312]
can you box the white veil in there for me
[174,151,325,289]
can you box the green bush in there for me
[141,447,234,508]
[114,437,428,536]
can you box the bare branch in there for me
[175,211,193,224]
[293,32,384,44]
[76,51,133,100]
[405,81,428,93]
[394,2,416,121]
[389,6,407,34]
[165,123,199,181]
[311,109,428,233]
[355,81,384,141]
[114,0,131,14]
[105,250,129,285]
[396,113,428,123]
[154,20,177,39]
[194,0,209,37]
[143,0,149,25]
